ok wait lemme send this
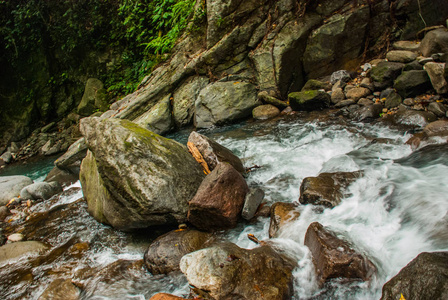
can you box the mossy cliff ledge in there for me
[79,117,205,231]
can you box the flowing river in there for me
[1,112,447,299]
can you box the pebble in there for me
[7,233,25,243]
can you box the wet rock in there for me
[424,62,448,94]
[144,229,214,275]
[385,50,418,63]
[345,87,371,101]
[79,118,205,231]
[77,78,108,116]
[269,202,300,238]
[44,167,79,186]
[0,241,49,263]
[187,131,245,175]
[195,81,260,128]
[20,181,62,201]
[304,222,376,286]
[187,163,249,231]
[380,252,448,300]
[288,90,331,111]
[0,151,12,164]
[392,109,437,128]
[0,206,10,222]
[331,88,345,104]
[38,278,80,300]
[428,102,447,117]
[392,40,420,51]
[335,99,356,108]
[301,79,331,91]
[370,61,405,89]
[423,120,448,137]
[180,242,295,300]
[241,188,265,220]
[258,91,288,108]
[173,76,209,128]
[394,70,432,98]
[134,94,173,135]
[0,176,33,206]
[330,70,351,85]
[403,60,424,71]
[252,104,280,120]
[7,233,24,243]
[149,294,188,300]
[419,28,448,56]
[385,92,402,109]
[299,171,362,208]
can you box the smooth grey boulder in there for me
[187,131,245,175]
[20,181,62,200]
[241,188,265,220]
[424,62,448,94]
[419,28,448,56]
[394,70,432,98]
[194,81,260,128]
[381,252,448,300]
[134,94,173,135]
[180,242,295,300]
[0,241,49,263]
[385,50,418,63]
[0,176,33,206]
[144,229,214,275]
[172,76,209,128]
[79,117,205,231]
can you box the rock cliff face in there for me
[108,0,448,130]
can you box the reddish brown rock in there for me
[188,131,245,175]
[304,222,376,286]
[188,163,249,231]
[269,202,300,238]
[144,229,214,274]
[299,171,362,208]
[38,279,80,300]
[149,293,188,300]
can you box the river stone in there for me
[331,88,345,104]
[252,104,280,120]
[370,61,405,89]
[385,91,402,109]
[335,99,356,108]
[149,294,188,300]
[392,109,437,128]
[424,62,448,94]
[0,151,12,164]
[144,229,214,275]
[330,70,351,85]
[257,91,288,108]
[38,279,80,300]
[358,98,374,106]
[187,131,245,175]
[288,90,331,111]
[194,81,260,128]
[44,167,79,186]
[301,79,332,91]
[419,28,448,57]
[380,252,448,300]
[392,41,420,51]
[403,60,424,71]
[423,120,448,137]
[304,222,376,286]
[134,94,173,135]
[55,137,87,171]
[77,78,108,116]
[299,171,362,208]
[7,233,24,243]
[0,176,33,206]
[394,70,432,98]
[241,188,265,220]
[188,163,248,231]
[79,117,205,230]
[269,202,300,238]
[428,102,447,117]
[385,50,418,63]
[345,87,371,101]
[20,181,62,200]
[0,241,49,263]
[172,76,209,128]
[180,242,295,300]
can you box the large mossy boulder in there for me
[134,94,174,135]
[370,61,405,89]
[288,90,331,111]
[79,117,205,231]
[381,252,448,300]
[194,81,261,128]
[180,242,296,300]
[394,70,432,98]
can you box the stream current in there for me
[1,113,447,299]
